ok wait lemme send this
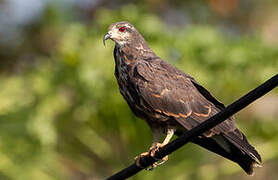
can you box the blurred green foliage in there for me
[0,2,278,180]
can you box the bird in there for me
[103,21,262,175]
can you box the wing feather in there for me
[135,59,236,137]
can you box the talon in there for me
[149,143,164,157]
[157,155,168,166]
[148,143,169,168]
[135,152,149,168]
[146,155,168,170]
[135,143,169,170]
[146,162,158,171]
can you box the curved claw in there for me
[135,143,169,170]
[149,143,164,157]
[146,156,168,170]
[135,152,150,168]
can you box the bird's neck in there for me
[115,42,157,62]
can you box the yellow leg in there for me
[148,129,174,170]
[135,128,175,170]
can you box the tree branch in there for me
[107,74,278,180]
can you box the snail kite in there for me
[103,21,261,175]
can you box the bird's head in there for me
[103,21,144,47]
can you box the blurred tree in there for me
[0,1,277,180]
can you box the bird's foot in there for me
[149,143,164,157]
[134,152,150,168]
[134,143,168,170]
[148,143,168,170]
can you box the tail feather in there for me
[190,129,262,175]
[223,128,261,163]
[223,128,262,175]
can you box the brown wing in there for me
[134,59,236,137]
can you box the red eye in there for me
[119,26,126,32]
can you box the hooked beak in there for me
[103,32,112,46]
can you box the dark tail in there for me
[190,128,262,175]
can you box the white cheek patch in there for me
[110,27,131,45]
[111,28,119,36]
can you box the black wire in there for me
[106,74,278,180]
